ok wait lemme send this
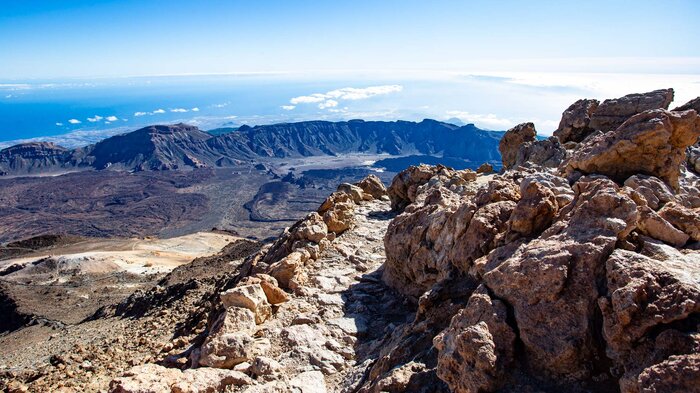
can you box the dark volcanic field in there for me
[0,162,395,244]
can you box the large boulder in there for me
[220,284,272,324]
[482,178,639,378]
[598,248,700,392]
[589,88,674,131]
[355,174,387,199]
[554,98,600,143]
[498,122,536,169]
[198,307,258,369]
[565,109,700,189]
[506,178,558,240]
[673,96,700,112]
[434,286,516,393]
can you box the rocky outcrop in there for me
[565,109,700,188]
[498,122,536,169]
[109,363,251,392]
[514,136,568,169]
[554,98,600,143]
[476,162,493,174]
[103,89,700,393]
[589,88,674,131]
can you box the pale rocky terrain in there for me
[3,88,700,393]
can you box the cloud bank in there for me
[288,85,403,111]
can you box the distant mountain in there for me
[0,120,503,176]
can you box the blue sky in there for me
[1,0,699,79]
[0,1,699,146]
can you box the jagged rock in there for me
[598,249,700,392]
[262,212,328,265]
[482,178,639,378]
[434,286,515,393]
[589,88,674,131]
[322,200,355,234]
[499,122,536,169]
[198,307,257,369]
[658,202,700,241]
[476,163,493,174]
[221,284,272,324]
[506,179,558,240]
[387,164,445,211]
[688,144,700,174]
[624,175,675,210]
[355,174,387,199]
[250,356,282,377]
[267,250,308,291]
[336,183,365,203]
[109,363,251,393]
[673,96,700,112]
[637,206,690,247]
[636,354,700,393]
[239,274,289,305]
[565,109,700,189]
[554,98,600,143]
[515,136,568,168]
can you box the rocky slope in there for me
[3,88,700,393]
[0,120,502,176]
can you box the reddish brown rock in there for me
[658,202,700,242]
[476,162,493,174]
[636,354,700,393]
[434,286,515,393]
[624,175,674,210]
[498,122,536,169]
[565,109,700,189]
[506,179,558,240]
[554,98,600,143]
[589,88,674,131]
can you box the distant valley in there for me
[0,119,503,244]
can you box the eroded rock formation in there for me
[104,89,700,393]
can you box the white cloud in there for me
[87,115,103,122]
[281,105,296,111]
[5,94,12,98]
[191,107,200,112]
[106,116,118,121]
[444,111,513,130]
[290,85,403,107]
[68,119,81,124]
[318,99,339,109]
[55,122,64,126]
[213,102,229,108]
[105,121,111,124]
[152,109,166,114]
[170,108,188,113]
[134,111,148,116]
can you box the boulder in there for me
[476,162,493,174]
[554,98,600,143]
[636,354,700,393]
[658,202,700,241]
[268,250,308,291]
[355,174,387,199]
[336,183,365,203]
[387,164,445,211]
[198,307,257,369]
[589,88,674,131]
[506,179,558,240]
[109,364,251,393]
[498,122,537,169]
[598,249,700,392]
[623,175,674,210]
[514,136,568,168]
[220,284,272,324]
[434,286,516,393]
[637,206,690,247]
[482,178,639,378]
[239,274,289,305]
[565,109,700,189]
[322,200,355,234]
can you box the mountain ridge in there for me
[0,120,503,176]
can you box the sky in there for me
[1,0,699,79]
[0,1,699,146]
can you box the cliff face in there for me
[0,120,503,176]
